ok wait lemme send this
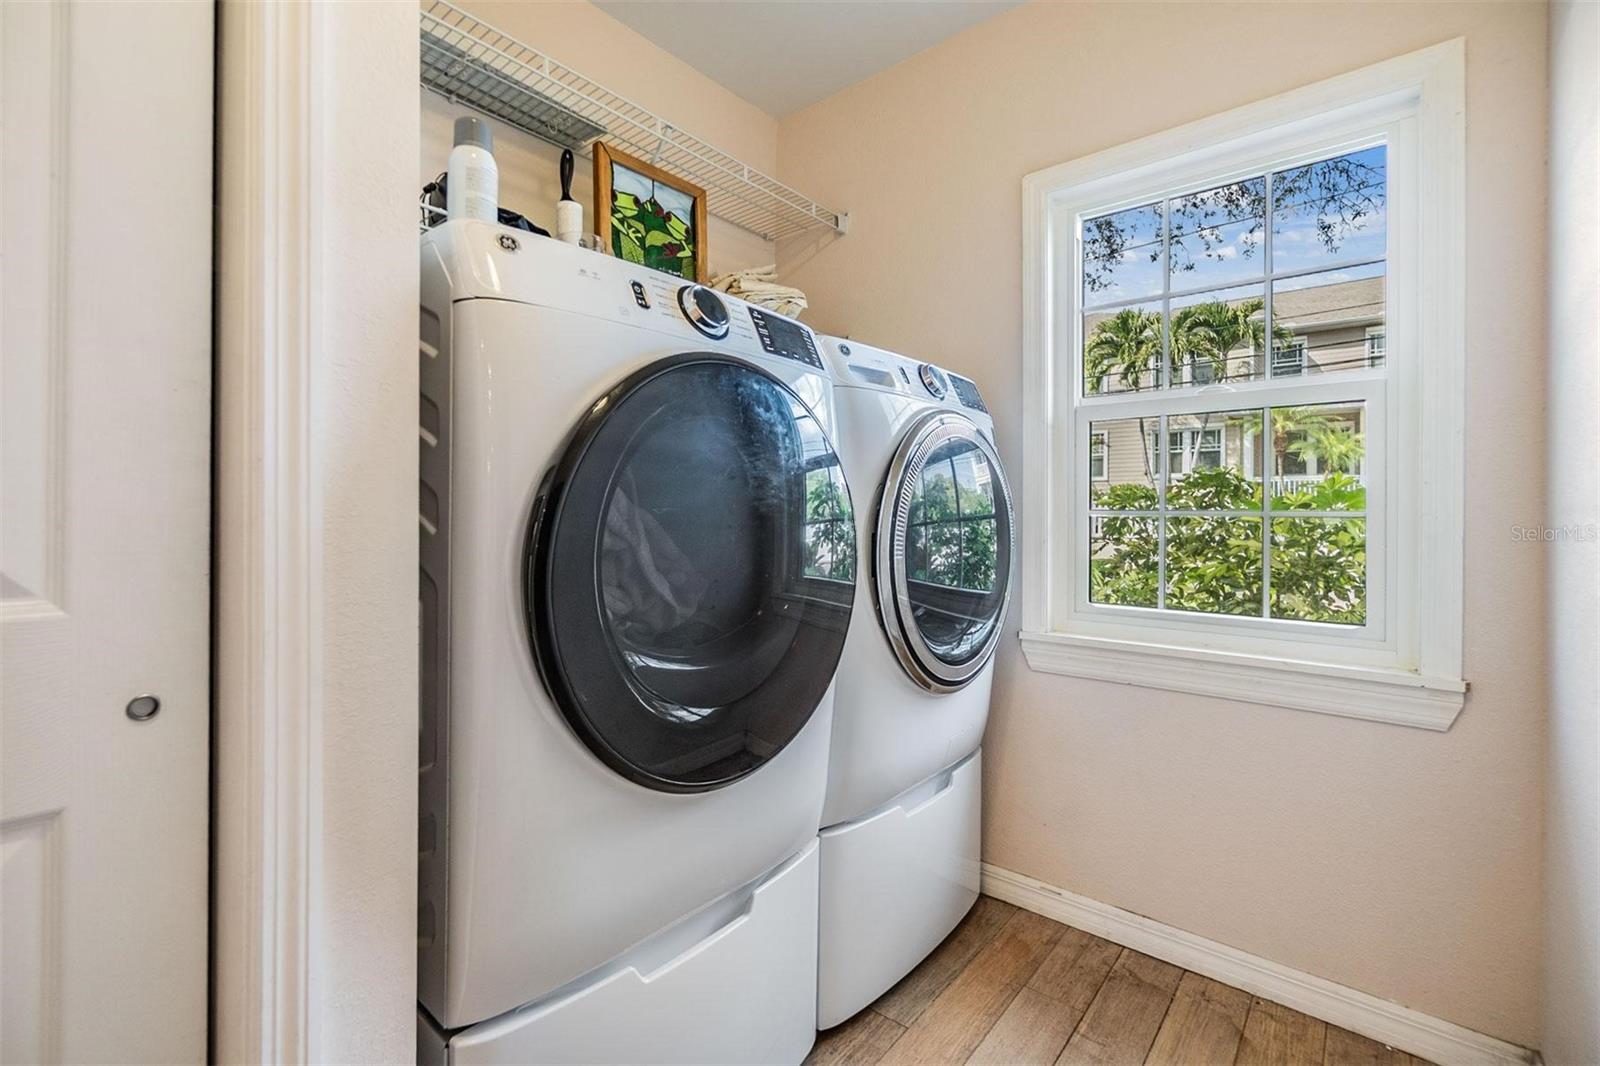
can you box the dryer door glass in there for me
[877,412,1014,692]
[526,355,855,792]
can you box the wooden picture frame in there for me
[592,142,709,282]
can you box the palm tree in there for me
[1084,308,1162,482]
[1084,308,1160,394]
[1290,423,1365,473]
[1169,298,1292,384]
[1235,407,1335,479]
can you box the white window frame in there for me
[1019,41,1465,730]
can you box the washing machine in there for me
[812,336,1014,1029]
[416,219,856,1064]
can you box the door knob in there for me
[126,694,161,721]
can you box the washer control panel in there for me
[917,363,949,399]
[748,307,822,369]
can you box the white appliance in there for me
[417,220,856,1064]
[813,337,1014,1029]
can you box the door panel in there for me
[876,413,1014,692]
[1,2,213,1061]
[526,355,854,792]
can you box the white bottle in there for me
[447,116,498,222]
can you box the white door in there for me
[1,2,213,1062]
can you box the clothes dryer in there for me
[813,336,1014,1029]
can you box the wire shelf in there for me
[419,0,848,243]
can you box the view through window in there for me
[1079,145,1384,625]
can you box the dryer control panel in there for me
[947,372,987,413]
[823,338,990,415]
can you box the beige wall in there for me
[421,1,779,275]
[778,1,1547,1046]
[1541,2,1599,1062]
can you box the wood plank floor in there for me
[808,897,1434,1066]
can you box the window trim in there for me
[1019,40,1465,729]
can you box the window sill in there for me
[1017,630,1466,730]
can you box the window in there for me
[1020,43,1467,728]
[1082,143,1383,627]
[906,443,1000,594]
[1366,327,1387,366]
[1153,426,1224,474]
[802,461,855,583]
[1271,336,1308,377]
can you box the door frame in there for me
[213,2,419,1061]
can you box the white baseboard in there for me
[981,864,1536,1066]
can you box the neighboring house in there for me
[1087,275,1376,497]
[1272,274,1386,377]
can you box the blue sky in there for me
[1082,145,1387,309]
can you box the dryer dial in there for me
[918,363,949,399]
[678,285,730,339]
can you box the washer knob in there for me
[918,363,949,399]
[678,285,730,339]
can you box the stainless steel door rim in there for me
[874,410,1014,693]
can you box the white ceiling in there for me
[592,1,1023,117]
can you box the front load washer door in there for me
[525,354,856,793]
[876,411,1014,693]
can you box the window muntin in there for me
[1076,145,1385,630]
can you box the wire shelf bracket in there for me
[419,0,848,243]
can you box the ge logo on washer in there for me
[497,234,520,252]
